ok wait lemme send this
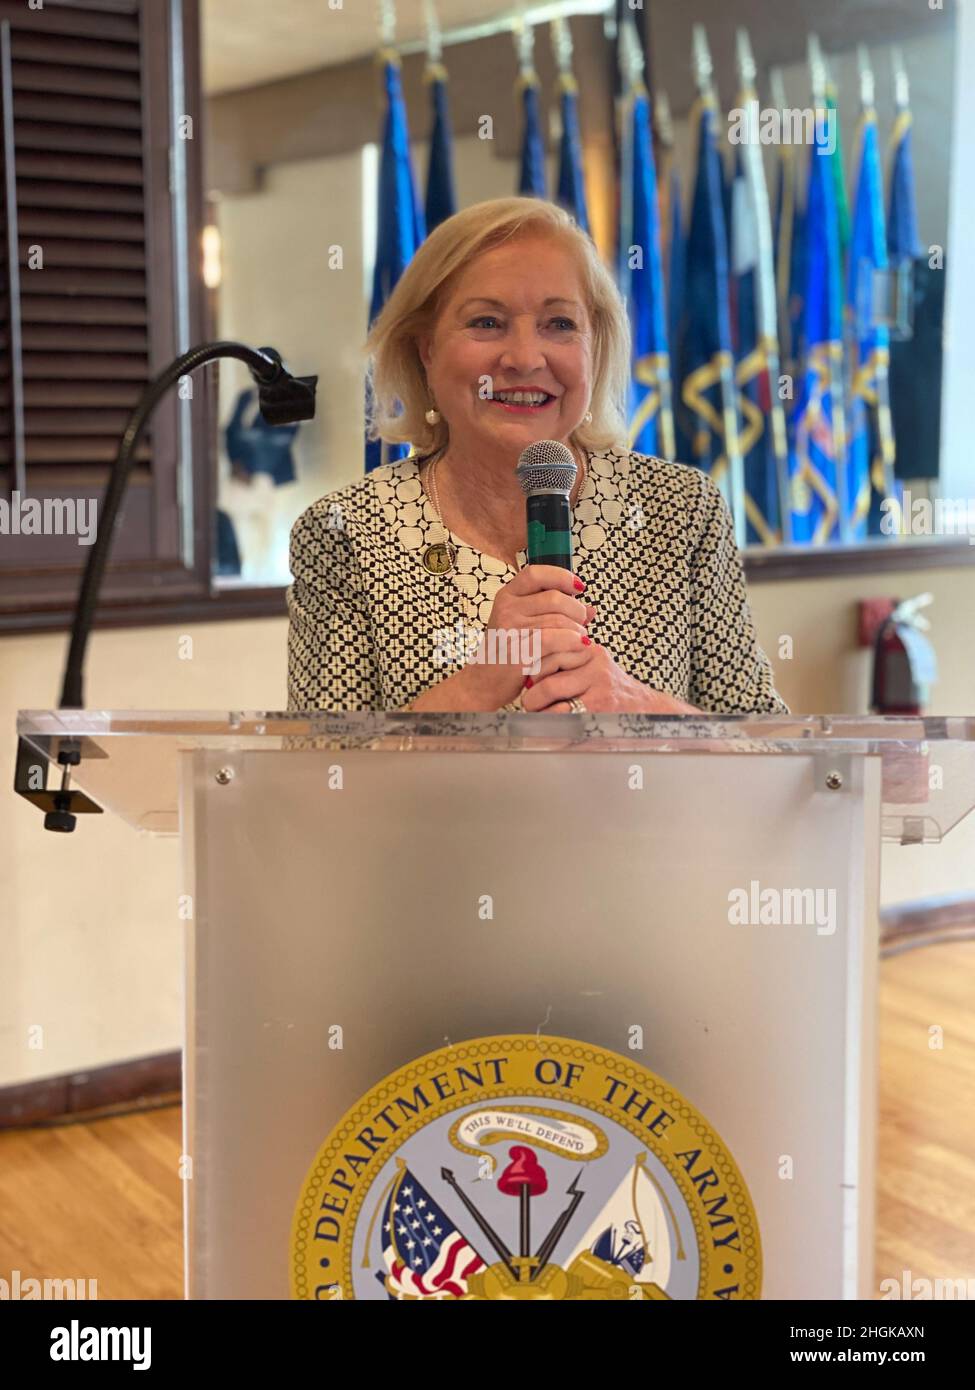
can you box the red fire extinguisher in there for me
[871,594,937,715]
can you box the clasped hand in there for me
[474,564,698,715]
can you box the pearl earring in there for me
[425,403,441,425]
[583,410,593,425]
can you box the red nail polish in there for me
[573,577,585,591]
[581,635,592,645]
[524,676,533,688]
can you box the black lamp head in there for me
[249,347,318,425]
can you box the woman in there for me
[287,197,787,716]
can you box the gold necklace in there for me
[421,449,588,577]
[423,453,457,573]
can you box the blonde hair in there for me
[364,196,631,458]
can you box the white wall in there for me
[1,618,286,1089]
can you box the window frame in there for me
[0,0,228,635]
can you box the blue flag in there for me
[424,64,457,233]
[679,96,741,527]
[887,110,923,267]
[885,102,925,496]
[721,141,735,267]
[620,86,674,460]
[365,56,426,474]
[518,76,546,197]
[773,144,799,378]
[788,124,844,544]
[847,108,897,538]
[555,75,589,233]
[666,163,686,412]
[786,183,808,395]
[826,86,851,259]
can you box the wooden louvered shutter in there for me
[0,0,208,628]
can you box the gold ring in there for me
[568,697,587,713]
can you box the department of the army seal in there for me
[291,1034,762,1300]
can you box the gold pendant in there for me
[422,541,455,574]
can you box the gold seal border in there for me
[292,1039,760,1300]
[291,1036,762,1300]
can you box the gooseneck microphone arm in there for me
[59,340,317,710]
[15,339,316,832]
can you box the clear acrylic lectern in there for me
[15,711,975,1301]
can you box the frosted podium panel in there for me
[183,742,879,1301]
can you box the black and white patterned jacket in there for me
[286,447,788,715]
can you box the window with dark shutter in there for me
[0,0,210,630]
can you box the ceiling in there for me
[202,0,610,96]
[201,0,954,97]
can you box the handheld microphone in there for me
[515,439,577,571]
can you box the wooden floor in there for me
[2,942,973,1300]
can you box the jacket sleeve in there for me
[286,501,382,712]
[687,469,790,714]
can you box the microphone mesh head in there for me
[515,439,577,495]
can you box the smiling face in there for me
[417,232,593,460]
